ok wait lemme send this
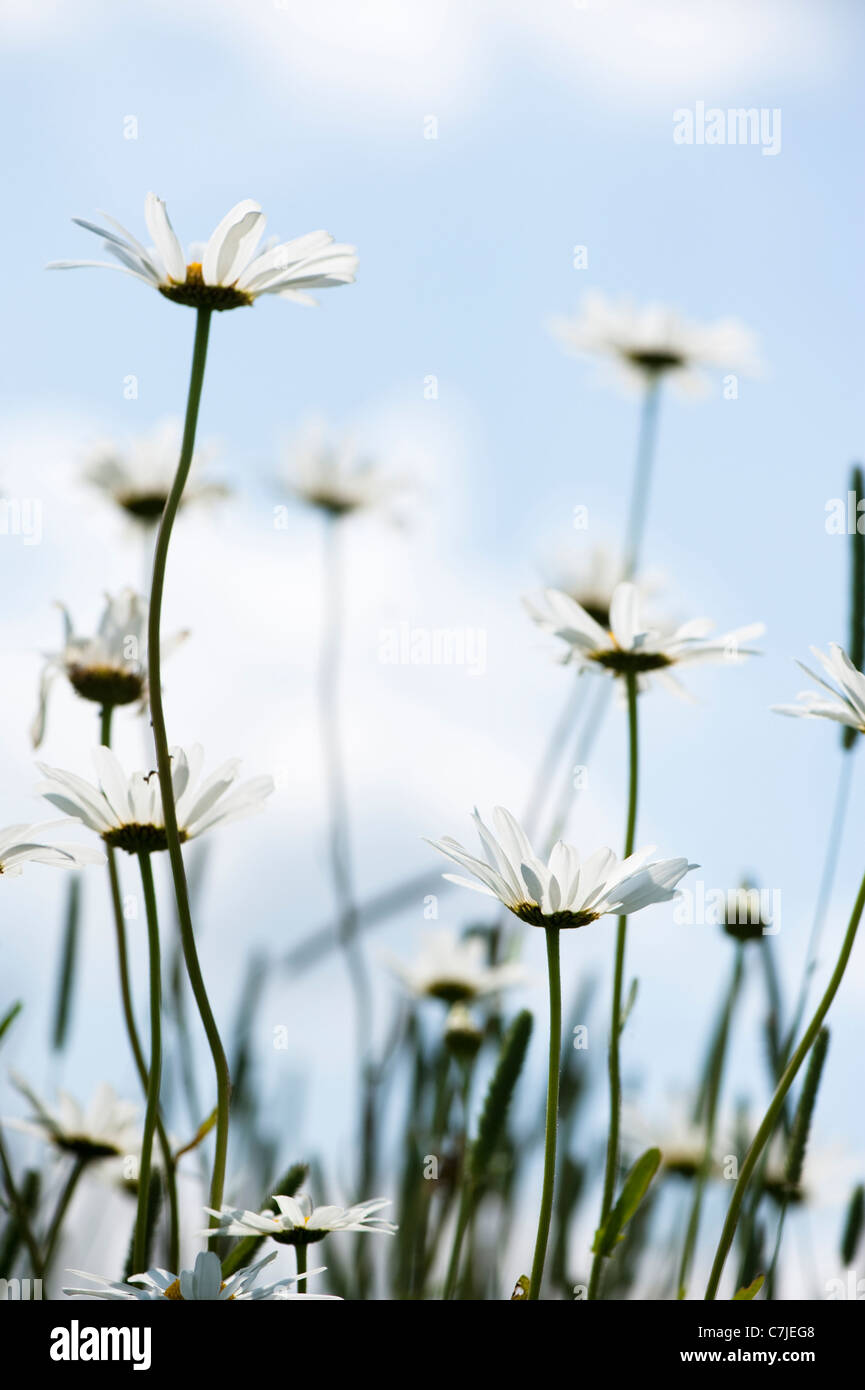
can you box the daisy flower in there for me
[36,744,274,856]
[427,807,695,931]
[50,193,358,311]
[0,821,104,877]
[203,1194,397,1247]
[30,589,187,748]
[7,1079,140,1163]
[386,929,525,1004]
[84,419,227,526]
[539,541,666,631]
[64,1250,339,1301]
[549,291,761,397]
[772,643,865,733]
[524,581,763,695]
[624,1100,727,1182]
[443,1001,484,1062]
[282,420,404,520]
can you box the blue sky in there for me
[0,0,863,1294]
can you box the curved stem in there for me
[42,1155,87,1273]
[442,1062,475,1300]
[783,753,854,1061]
[588,670,639,1300]
[623,376,662,580]
[146,307,231,1233]
[677,943,744,1298]
[133,852,162,1273]
[704,861,865,1299]
[100,704,179,1269]
[528,925,562,1300]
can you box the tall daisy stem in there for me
[677,942,744,1298]
[295,1242,307,1294]
[146,306,231,1231]
[528,925,562,1300]
[100,704,179,1269]
[133,852,162,1273]
[623,377,662,580]
[704,861,865,1299]
[783,753,854,1061]
[588,670,639,1300]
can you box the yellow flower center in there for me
[159,262,254,312]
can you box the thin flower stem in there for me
[146,306,231,1234]
[623,376,662,580]
[100,704,180,1269]
[588,670,639,1300]
[295,1242,307,1293]
[783,753,854,1062]
[704,861,865,1299]
[677,943,744,1298]
[42,1154,87,1272]
[528,925,562,1300]
[318,514,373,1066]
[133,851,162,1274]
[443,1182,473,1301]
[0,1124,43,1275]
[442,1062,475,1300]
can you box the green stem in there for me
[146,307,230,1233]
[677,943,744,1298]
[295,1242,307,1293]
[442,1062,475,1300]
[443,1183,473,1301]
[623,376,662,580]
[0,1124,43,1275]
[588,670,639,1300]
[101,704,180,1269]
[782,753,854,1063]
[704,861,865,1299]
[528,926,562,1300]
[133,852,162,1273]
[42,1154,87,1272]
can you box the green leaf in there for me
[0,1001,22,1048]
[841,1183,864,1265]
[592,1147,661,1257]
[510,1274,531,1301]
[619,978,639,1034]
[52,877,82,1052]
[733,1274,765,1301]
[785,1027,829,1190]
[471,1010,533,1185]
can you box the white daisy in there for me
[30,589,187,748]
[539,541,666,631]
[203,1193,397,1246]
[7,1078,140,1163]
[385,929,525,1004]
[624,1099,727,1181]
[84,419,227,526]
[50,193,358,311]
[772,643,865,733]
[524,581,763,696]
[427,807,695,931]
[0,821,104,877]
[549,291,761,396]
[36,745,274,856]
[64,1250,339,1301]
[282,421,404,519]
[443,1001,484,1061]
